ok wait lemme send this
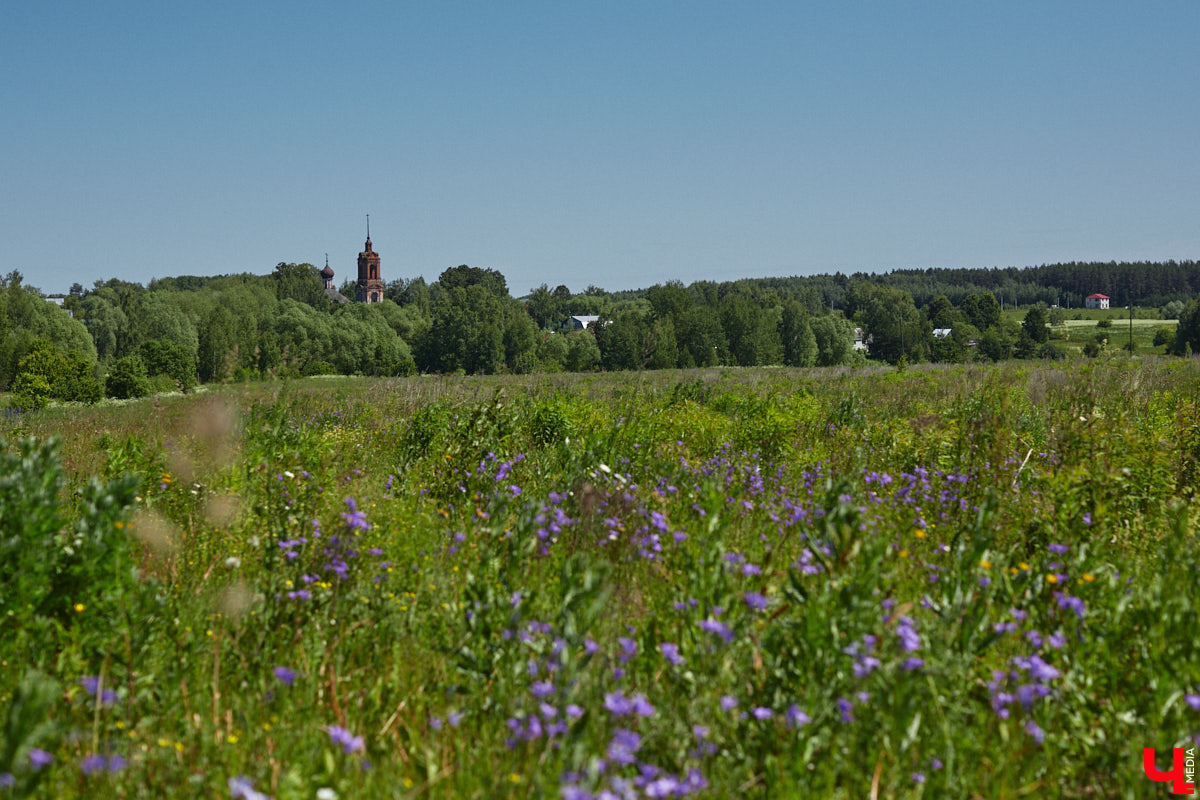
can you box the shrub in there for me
[105,355,152,399]
[10,339,102,407]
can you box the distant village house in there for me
[1085,293,1110,310]
[565,315,600,331]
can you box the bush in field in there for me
[105,355,152,399]
[10,339,102,408]
[1153,326,1175,349]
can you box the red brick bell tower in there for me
[356,215,384,303]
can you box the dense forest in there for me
[2,259,1199,408]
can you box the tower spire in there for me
[366,214,370,242]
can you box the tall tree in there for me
[779,299,817,367]
[851,283,928,364]
[1022,305,1049,344]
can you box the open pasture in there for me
[3,360,1200,798]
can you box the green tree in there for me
[1022,305,1049,343]
[272,262,329,309]
[437,265,509,298]
[1161,300,1186,320]
[924,295,958,329]
[1170,299,1200,356]
[419,285,506,374]
[779,299,817,367]
[105,355,152,399]
[676,305,725,367]
[198,305,237,382]
[646,281,693,322]
[10,341,100,408]
[503,304,538,373]
[535,332,569,372]
[139,339,197,391]
[565,331,601,372]
[595,310,648,371]
[78,293,128,364]
[525,284,560,330]
[851,283,927,364]
[977,324,1018,362]
[961,292,1002,330]
[140,293,199,358]
[811,315,855,366]
[720,295,781,366]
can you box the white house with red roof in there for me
[1085,293,1110,310]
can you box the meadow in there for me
[3,359,1200,798]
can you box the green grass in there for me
[3,361,1200,798]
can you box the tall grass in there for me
[3,359,1200,798]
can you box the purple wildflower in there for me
[786,704,810,727]
[699,618,734,643]
[631,694,656,717]
[1055,592,1086,618]
[77,676,118,706]
[743,591,768,611]
[1185,694,1200,711]
[28,749,53,770]
[530,681,555,699]
[660,642,685,665]
[229,776,270,800]
[604,692,633,715]
[272,666,296,687]
[340,498,369,531]
[325,725,364,754]
[720,695,738,712]
[1024,719,1045,744]
[1048,543,1069,555]
[751,707,773,720]
[895,617,921,652]
[1027,655,1061,682]
[607,729,641,765]
[80,754,107,775]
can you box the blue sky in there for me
[3,2,1199,296]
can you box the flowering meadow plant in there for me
[2,360,1200,796]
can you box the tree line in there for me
[3,259,1200,408]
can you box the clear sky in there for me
[4,2,1199,297]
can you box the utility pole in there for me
[1129,295,1134,357]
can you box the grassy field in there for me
[3,360,1200,798]
[1053,318,1177,356]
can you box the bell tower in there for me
[356,215,384,303]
